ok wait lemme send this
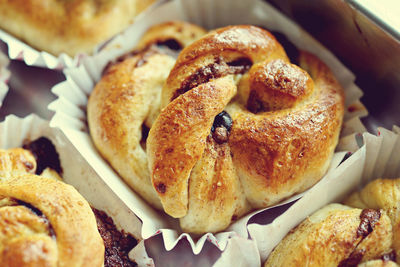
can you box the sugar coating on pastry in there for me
[0,0,155,56]
[88,22,345,233]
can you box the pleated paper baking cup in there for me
[48,0,368,259]
[0,1,160,70]
[249,125,400,263]
[0,114,152,266]
[0,50,10,106]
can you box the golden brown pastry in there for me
[88,21,207,210]
[345,178,400,264]
[265,204,394,267]
[265,178,400,267]
[88,22,345,233]
[0,0,155,56]
[0,147,104,266]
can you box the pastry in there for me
[0,0,155,56]
[265,178,400,266]
[88,22,345,233]
[345,178,400,264]
[0,137,137,266]
[88,21,207,211]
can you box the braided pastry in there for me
[88,22,345,233]
[0,147,104,266]
[265,178,400,266]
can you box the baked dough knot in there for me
[147,25,345,233]
[88,22,344,233]
[0,148,104,267]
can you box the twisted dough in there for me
[147,25,344,232]
[0,148,104,266]
[89,23,344,233]
[88,21,207,209]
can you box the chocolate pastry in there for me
[265,204,392,267]
[0,139,137,266]
[88,22,345,233]
[265,178,400,266]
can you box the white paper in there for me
[0,50,9,105]
[48,0,368,259]
[0,114,147,263]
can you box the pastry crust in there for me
[345,178,400,264]
[89,23,344,233]
[265,204,393,267]
[148,25,344,230]
[0,0,154,56]
[0,147,104,266]
[265,178,400,266]
[88,21,207,210]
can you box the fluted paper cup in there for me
[0,114,151,266]
[0,50,9,106]
[48,0,368,262]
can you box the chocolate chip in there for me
[156,183,166,194]
[357,209,381,237]
[211,111,232,133]
[23,137,62,175]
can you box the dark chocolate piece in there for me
[357,209,381,237]
[93,208,137,267]
[23,137,62,175]
[171,57,252,101]
[211,111,232,144]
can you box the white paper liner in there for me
[0,50,10,106]
[0,1,161,70]
[0,114,149,265]
[249,125,400,263]
[48,0,368,257]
